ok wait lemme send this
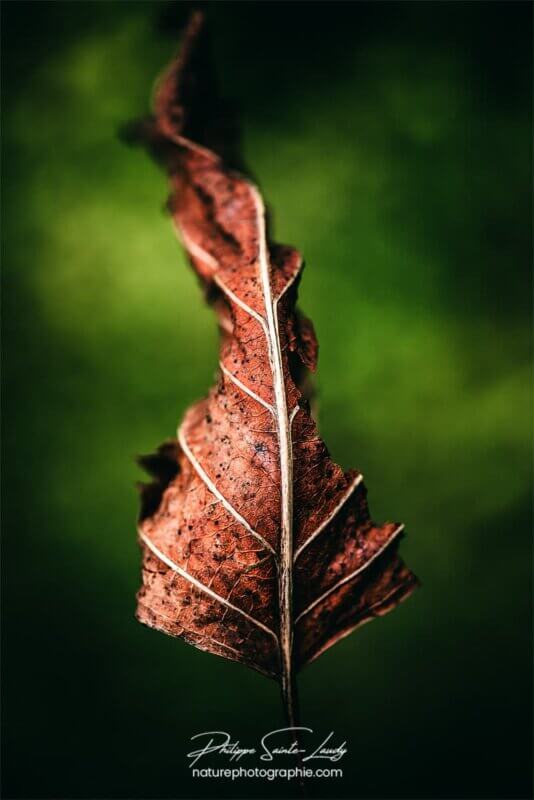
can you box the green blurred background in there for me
[2,2,532,798]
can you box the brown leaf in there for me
[133,12,418,722]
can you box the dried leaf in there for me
[134,12,418,724]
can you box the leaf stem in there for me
[281,663,308,796]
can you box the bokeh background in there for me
[2,2,532,798]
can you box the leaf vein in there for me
[294,524,404,622]
[178,425,277,556]
[293,474,364,562]
[139,531,279,641]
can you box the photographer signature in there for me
[187,728,347,767]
